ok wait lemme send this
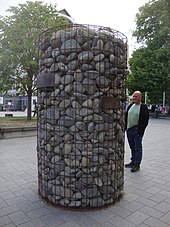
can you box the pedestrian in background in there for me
[125,91,149,172]
[33,101,38,117]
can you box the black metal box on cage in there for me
[37,24,128,208]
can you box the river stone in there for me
[37,24,127,208]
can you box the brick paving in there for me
[0,118,170,227]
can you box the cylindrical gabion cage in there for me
[37,24,128,208]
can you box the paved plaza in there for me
[0,118,170,227]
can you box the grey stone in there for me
[37,25,127,208]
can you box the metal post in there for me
[144,92,147,104]
[163,92,166,107]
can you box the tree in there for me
[0,1,69,119]
[128,0,170,105]
[128,47,170,103]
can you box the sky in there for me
[0,0,149,56]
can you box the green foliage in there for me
[0,1,68,92]
[0,1,69,118]
[128,0,170,104]
[134,0,170,48]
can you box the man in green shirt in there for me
[125,91,149,172]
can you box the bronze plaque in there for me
[101,96,120,110]
[37,73,55,88]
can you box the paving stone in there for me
[118,200,144,212]
[18,218,46,227]
[58,211,82,222]
[86,209,116,223]
[40,214,64,226]
[8,211,30,225]
[160,211,170,225]
[58,220,82,227]
[0,198,8,209]
[110,205,132,218]
[26,207,52,219]
[154,201,170,213]
[125,211,149,225]
[6,195,28,206]
[0,118,170,227]
[144,217,169,227]
[135,197,158,208]
[149,193,167,203]
[139,205,164,219]
[72,215,100,227]
[17,200,45,213]
[132,189,153,198]
[124,192,141,201]
[164,197,170,204]
[107,215,136,227]
[0,190,16,200]
[0,216,12,226]
[101,223,117,227]
[0,205,20,217]
[3,223,16,227]
[137,224,149,227]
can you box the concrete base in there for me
[0,126,37,139]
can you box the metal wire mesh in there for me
[37,24,128,208]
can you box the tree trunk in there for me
[27,87,32,120]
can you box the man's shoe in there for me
[125,162,134,168]
[131,165,140,172]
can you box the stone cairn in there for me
[37,24,128,208]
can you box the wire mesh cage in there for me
[37,24,128,208]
